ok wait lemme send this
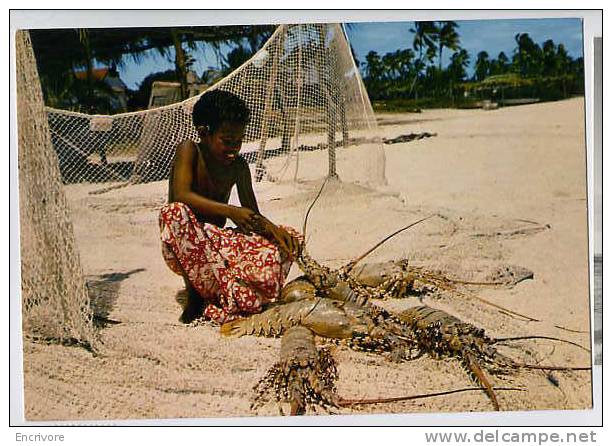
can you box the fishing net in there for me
[17,22,385,353]
[46,23,386,188]
[16,30,96,349]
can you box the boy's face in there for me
[200,121,246,166]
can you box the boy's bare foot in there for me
[179,284,204,324]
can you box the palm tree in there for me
[396,48,416,81]
[364,50,384,82]
[437,21,459,71]
[410,21,438,99]
[446,48,470,104]
[222,45,253,75]
[513,33,542,77]
[382,50,402,80]
[474,51,490,81]
[541,39,558,77]
[169,29,192,100]
[448,48,470,82]
[490,51,510,75]
[555,43,572,97]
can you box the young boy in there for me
[159,90,301,324]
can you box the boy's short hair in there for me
[192,90,250,133]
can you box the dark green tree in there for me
[489,51,510,75]
[448,48,470,82]
[513,33,543,77]
[395,48,416,80]
[555,43,572,75]
[410,21,439,98]
[474,51,490,81]
[541,39,557,76]
[222,45,253,75]
[364,50,384,81]
[436,21,460,70]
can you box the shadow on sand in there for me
[87,268,145,328]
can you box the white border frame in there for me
[8,9,603,428]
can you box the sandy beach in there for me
[22,97,593,421]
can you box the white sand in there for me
[22,98,592,421]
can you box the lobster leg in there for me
[463,351,500,411]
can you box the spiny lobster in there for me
[249,323,525,415]
[252,326,339,415]
[223,281,589,412]
[396,305,590,411]
[292,179,539,321]
[222,179,590,414]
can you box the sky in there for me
[116,17,584,90]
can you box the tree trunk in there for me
[171,28,189,101]
[78,30,94,112]
[415,46,422,101]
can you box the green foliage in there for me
[463,74,584,102]
[30,25,275,114]
[474,51,490,81]
[362,27,584,108]
[222,45,255,75]
[372,97,480,113]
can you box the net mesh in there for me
[46,23,386,188]
[18,23,384,351]
[17,30,97,348]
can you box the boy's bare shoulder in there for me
[234,155,251,175]
[176,139,198,154]
[236,154,249,168]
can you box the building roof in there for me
[74,68,127,90]
[74,68,109,81]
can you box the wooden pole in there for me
[255,26,284,182]
[318,24,338,180]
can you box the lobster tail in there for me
[252,326,339,415]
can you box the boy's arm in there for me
[171,141,260,232]
[235,159,260,214]
[236,160,299,257]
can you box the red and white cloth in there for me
[159,202,297,324]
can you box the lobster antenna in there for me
[515,364,591,371]
[337,386,524,407]
[302,177,329,240]
[493,335,590,353]
[344,214,436,274]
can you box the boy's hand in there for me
[228,206,263,234]
[269,225,301,260]
[229,207,300,259]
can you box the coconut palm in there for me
[541,39,557,76]
[364,50,384,82]
[448,48,470,82]
[489,51,510,75]
[555,43,573,97]
[437,21,459,71]
[474,51,490,81]
[410,21,439,98]
[513,33,543,77]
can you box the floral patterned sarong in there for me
[159,202,297,323]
